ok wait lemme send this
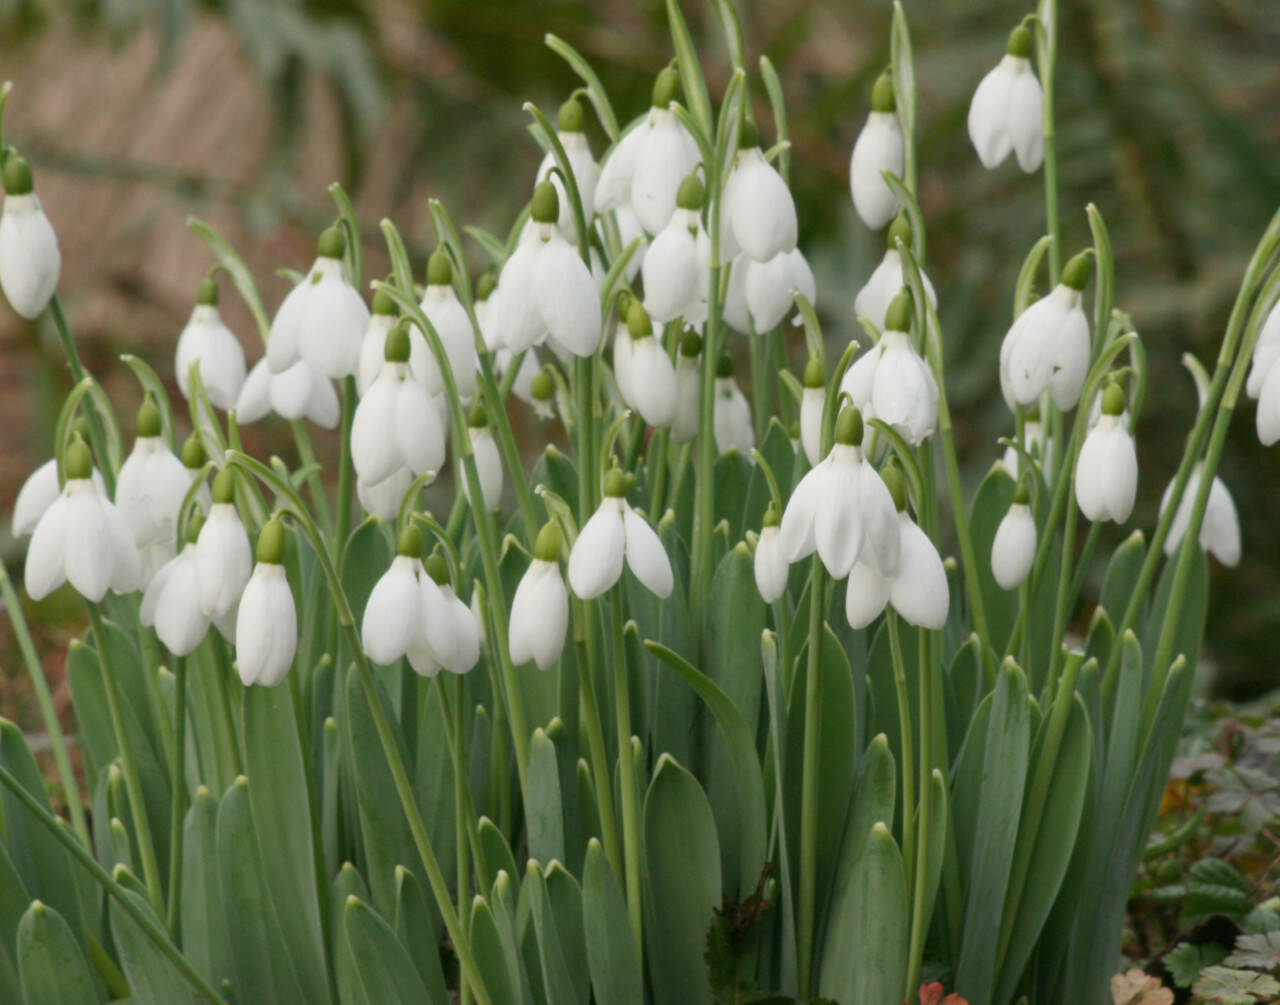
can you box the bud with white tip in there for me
[619,300,676,428]
[0,156,61,320]
[1075,382,1138,524]
[753,505,789,603]
[991,480,1036,590]
[841,292,938,445]
[196,469,252,637]
[418,250,478,401]
[568,469,673,599]
[413,552,481,677]
[849,73,904,230]
[509,523,571,670]
[175,278,246,410]
[800,358,826,466]
[968,25,1045,173]
[235,519,297,687]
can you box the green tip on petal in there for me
[716,355,734,379]
[1101,381,1127,417]
[476,271,498,301]
[625,299,652,339]
[534,521,563,562]
[1062,251,1093,291]
[469,403,488,428]
[73,416,92,442]
[2,156,33,196]
[1013,479,1031,505]
[871,72,896,113]
[676,172,705,211]
[384,323,411,363]
[887,214,913,250]
[615,288,634,318]
[531,181,560,224]
[427,249,452,287]
[884,291,913,333]
[680,330,702,357]
[835,406,864,447]
[881,463,907,512]
[186,512,206,544]
[256,519,286,565]
[737,118,759,150]
[557,96,585,132]
[181,434,206,469]
[530,369,554,401]
[196,277,219,307]
[371,284,396,315]
[65,439,93,481]
[652,66,680,108]
[424,552,450,586]
[1007,25,1033,59]
[603,468,628,499]
[803,357,825,389]
[212,468,236,504]
[317,225,345,260]
[397,525,424,559]
[762,502,780,528]
[136,396,163,439]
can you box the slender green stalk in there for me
[289,421,332,538]
[648,428,670,516]
[574,604,623,880]
[0,761,227,1004]
[86,604,166,919]
[451,676,473,1005]
[749,326,769,442]
[334,376,357,547]
[165,654,188,936]
[609,590,643,959]
[886,609,915,886]
[475,351,538,543]
[437,676,490,892]
[49,295,115,492]
[905,625,933,998]
[1038,0,1061,285]
[796,558,825,997]
[1045,496,1079,692]
[0,561,89,846]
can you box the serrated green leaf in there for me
[1225,931,1280,970]
[1192,966,1280,1005]
[1166,941,1228,988]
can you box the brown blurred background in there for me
[2,0,1279,739]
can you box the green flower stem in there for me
[452,676,473,1005]
[575,355,598,520]
[609,589,644,959]
[165,654,188,937]
[573,602,623,880]
[1038,1,1061,285]
[905,629,935,999]
[0,760,228,1004]
[0,562,89,847]
[475,351,538,543]
[1044,493,1079,692]
[49,294,115,493]
[86,604,166,919]
[886,608,915,887]
[437,675,490,892]
[796,557,826,997]
[648,427,671,516]
[208,637,245,783]
[769,328,795,429]
[335,376,357,547]
[749,326,769,443]
[289,420,333,539]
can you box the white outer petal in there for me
[13,459,59,538]
[713,379,754,455]
[197,504,252,617]
[1048,299,1091,411]
[1009,64,1046,173]
[396,380,447,476]
[889,515,949,629]
[722,254,752,334]
[236,358,273,423]
[0,195,60,319]
[491,240,543,353]
[568,498,626,599]
[627,337,677,428]
[357,314,397,395]
[440,587,481,674]
[727,149,798,262]
[1204,475,1241,567]
[845,557,891,629]
[267,277,307,373]
[64,485,114,602]
[535,234,603,357]
[872,332,939,445]
[463,428,503,513]
[670,354,701,443]
[813,447,864,578]
[24,492,69,600]
[991,503,1036,590]
[630,110,700,234]
[152,546,210,655]
[509,559,569,670]
[362,556,423,665]
[1075,416,1136,523]
[595,122,646,212]
[1256,357,1280,446]
[746,252,797,334]
[421,286,478,400]
[357,468,412,522]
[753,526,789,603]
[236,564,297,686]
[800,388,825,467]
[777,460,827,562]
[860,461,902,575]
[299,262,370,378]
[967,58,1017,169]
[839,344,880,414]
[622,504,673,597]
[849,112,904,230]
[642,217,700,323]
[351,370,403,485]
[303,368,341,429]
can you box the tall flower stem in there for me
[49,295,115,492]
[905,624,933,998]
[1038,0,1061,285]
[165,653,188,937]
[609,588,643,959]
[886,608,915,886]
[334,376,357,548]
[289,420,333,538]
[573,603,623,880]
[86,603,165,919]
[796,558,826,996]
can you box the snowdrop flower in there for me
[840,293,938,445]
[800,359,826,466]
[569,469,673,600]
[236,356,339,428]
[1245,300,1280,401]
[534,97,598,239]
[753,505,789,604]
[490,182,602,358]
[174,278,246,410]
[509,523,571,670]
[670,331,702,444]
[266,226,370,379]
[618,301,676,428]
[235,520,297,687]
[357,468,412,522]
[358,286,430,394]
[0,157,60,320]
[642,173,710,324]
[115,402,205,579]
[723,120,797,263]
[196,469,251,634]
[426,554,482,675]
[1160,462,1241,567]
[142,516,212,656]
[968,25,1044,173]
[777,407,899,579]
[849,73,904,230]
[845,466,949,630]
[597,67,700,235]
[417,250,478,400]
[722,253,752,334]
[462,406,503,513]
[713,357,754,455]
[25,440,140,601]
[746,247,816,334]
[1075,382,1137,523]
[855,215,937,330]
[999,251,1093,411]
[12,453,104,538]
[352,322,447,492]
[991,480,1036,590]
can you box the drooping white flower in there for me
[670,332,702,444]
[358,287,430,394]
[777,407,899,580]
[196,470,252,627]
[723,122,797,263]
[1255,353,1280,447]
[642,174,709,324]
[237,357,340,428]
[360,528,458,674]
[509,523,570,670]
[840,293,938,445]
[490,182,602,358]
[266,226,370,379]
[417,250,478,401]
[1160,462,1241,567]
[174,279,246,410]
[534,97,598,239]
[999,251,1093,411]
[1245,300,1280,401]
[991,485,1036,590]
[235,520,297,687]
[753,512,789,604]
[13,457,104,538]
[849,73,905,230]
[597,68,701,235]
[25,441,140,601]
[352,322,447,494]
[617,301,676,428]
[0,157,60,320]
[746,247,816,334]
[713,363,754,455]
[968,26,1045,173]
[722,253,752,334]
[568,471,673,600]
[613,317,636,407]
[855,215,937,330]
[462,408,503,513]
[800,360,826,467]
[358,468,413,522]
[1075,384,1137,523]
[142,525,211,656]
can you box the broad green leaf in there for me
[712,449,751,545]
[944,635,984,762]
[527,729,565,866]
[1192,966,1280,1005]
[392,867,448,1003]
[412,686,457,898]
[967,466,1018,651]
[340,517,394,630]
[1141,545,1208,688]
[331,864,372,1005]
[1097,532,1145,645]
[642,755,721,1005]
[0,841,30,999]
[110,883,193,1005]
[524,861,583,1005]
[478,818,520,901]
[1166,942,1228,988]
[345,896,432,1005]
[179,787,233,989]
[543,863,589,1005]
[16,901,96,1005]
[582,839,642,1005]
[469,893,523,1005]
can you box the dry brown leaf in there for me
[1111,968,1175,1005]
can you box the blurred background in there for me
[2,0,1278,738]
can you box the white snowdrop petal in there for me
[967,60,1016,169]
[304,369,341,429]
[595,123,646,212]
[872,332,939,445]
[613,327,636,407]
[1256,359,1280,446]
[813,453,864,578]
[1205,476,1241,567]
[13,459,59,538]
[422,287,478,400]
[396,382,447,477]
[753,527,790,604]
[568,501,626,599]
[746,253,797,334]
[0,196,61,319]
[622,505,673,598]
[800,388,825,467]
[351,374,403,486]
[722,254,752,334]
[1048,304,1092,411]
[357,314,397,395]
[236,565,296,687]
[64,487,114,602]
[642,221,700,323]
[1009,67,1046,173]
[491,241,543,353]
[890,516,949,629]
[267,279,307,373]
[627,338,677,428]
[535,236,603,357]
[442,589,481,674]
[991,503,1036,590]
[299,265,369,378]
[140,554,178,627]
[24,494,69,600]
[419,575,458,670]
[268,360,319,420]
[153,548,209,655]
[728,149,798,262]
[845,557,891,629]
[103,497,143,595]
[235,358,273,423]
[777,461,826,562]
[713,381,754,455]
[849,113,905,230]
[362,557,423,665]
[197,505,252,617]
[357,468,412,522]
[839,345,880,415]
[631,111,700,234]
[860,464,902,575]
